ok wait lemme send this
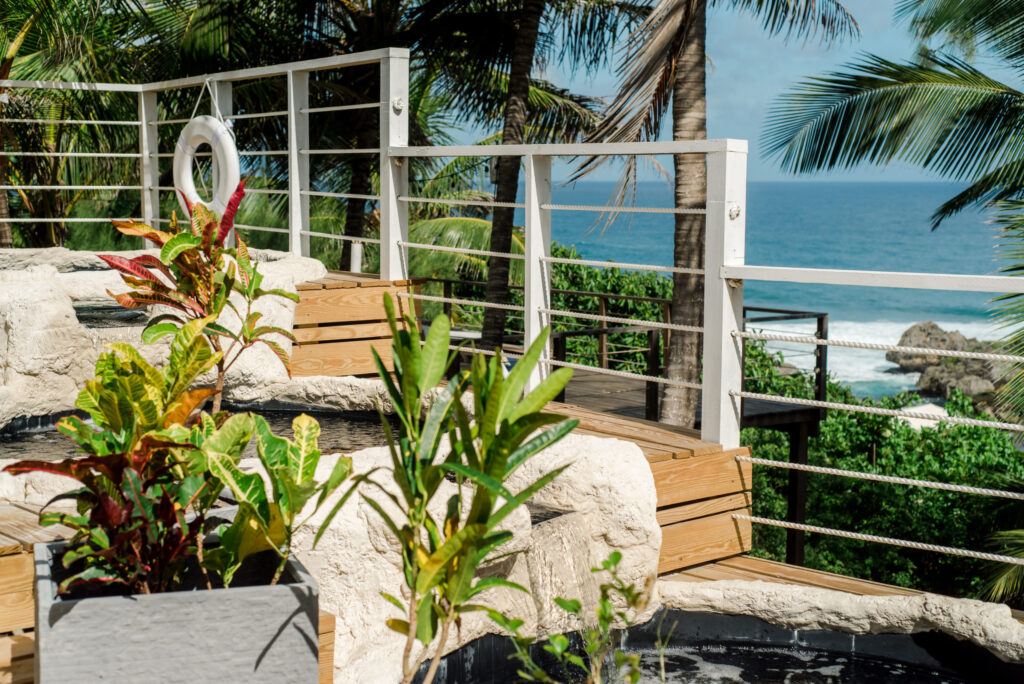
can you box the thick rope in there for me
[733,514,1024,566]
[399,195,524,209]
[541,255,703,275]
[541,203,705,215]
[398,241,525,260]
[396,291,524,312]
[736,330,1024,364]
[736,455,1024,501]
[539,358,702,389]
[732,391,1024,432]
[540,308,703,334]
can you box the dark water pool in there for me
[0,407,391,462]
[421,609,1023,683]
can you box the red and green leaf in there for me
[217,180,246,246]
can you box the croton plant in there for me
[2,185,351,595]
[99,182,297,413]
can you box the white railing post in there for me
[379,50,409,281]
[701,139,748,448]
[523,153,552,391]
[287,69,310,256]
[210,80,233,243]
[138,90,159,228]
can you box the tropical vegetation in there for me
[764,0,1024,600]
[575,0,858,428]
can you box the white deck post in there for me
[378,50,409,280]
[287,69,310,256]
[138,90,160,228]
[210,80,233,244]
[701,139,748,448]
[523,153,552,391]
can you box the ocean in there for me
[542,181,1005,398]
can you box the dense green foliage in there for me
[743,340,1024,603]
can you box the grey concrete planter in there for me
[34,541,319,683]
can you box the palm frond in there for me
[720,0,859,44]
[764,54,1024,204]
[982,528,1024,601]
[896,0,1024,70]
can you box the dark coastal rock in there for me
[888,322,1008,406]
[885,321,969,372]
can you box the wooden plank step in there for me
[717,555,922,597]
[292,338,393,377]
[659,509,752,574]
[650,448,751,508]
[293,321,392,345]
[656,492,752,527]
[547,402,721,457]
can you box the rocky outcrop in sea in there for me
[886,321,1009,414]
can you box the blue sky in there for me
[527,0,1014,183]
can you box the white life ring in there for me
[172,115,240,217]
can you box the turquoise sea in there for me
[543,181,1004,398]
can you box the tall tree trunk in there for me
[0,156,11,248]
[660,0,707,427]
[480,0,545,351]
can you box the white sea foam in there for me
[747,319,1000,399]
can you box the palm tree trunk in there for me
[660,0,707,428]
[480,0,545,351]
[0,157,11,248]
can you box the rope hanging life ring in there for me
[172,115,240,218]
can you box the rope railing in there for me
[736,455,1024,501]
[737,330,1024,365]
[542,203,705,215]
[304,190,380,201]
[301,230,381,244]
[397,291,525,312]
[540,357,701,390]
[541,255,704,275]
[399,195,525,209]
[1,151,141,158]
[300,148,380,155]
[541,308,703,334]
[0,117,139,126]
[301,103,379,114]
[733,514,1024,566]
[731,390,1024,432]
[399,241,526,260]
[0,184,141,191]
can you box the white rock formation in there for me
[658,579,1024,664]
[0,266,98,429]
[0,248,326,431]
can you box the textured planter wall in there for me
[34,542,319,683]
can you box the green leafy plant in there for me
[489,551,652,684]
[1,318,226,594]
[100,182,298,412]
[203,413,353,585]
[315,295,577,684]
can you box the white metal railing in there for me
[1,48,408,261]
[5,51,1024,575]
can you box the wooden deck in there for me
[547,401,753,574]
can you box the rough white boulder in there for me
[0,266,96,428]
[286,431,659,682]
[658,579,1024,664]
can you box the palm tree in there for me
[0,0,159,247]
[415,0,649,350]
[579,0,857,427]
